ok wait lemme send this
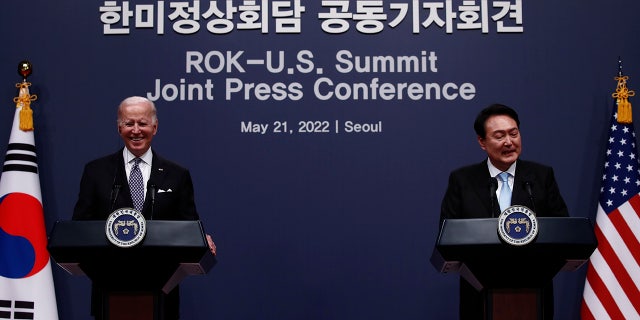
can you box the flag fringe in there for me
[614,76,635,124]
[13,82,37,131]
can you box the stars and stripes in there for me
[581,110,640,319]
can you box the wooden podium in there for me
[48,220,216,320]
[431,217,597,320]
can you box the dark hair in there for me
[473,104,520,138]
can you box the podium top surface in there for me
[48,220,207,248]
[437,217,596,246]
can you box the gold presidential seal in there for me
[497,205,538,246]
[105,208,147,248]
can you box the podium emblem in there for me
[105,208,147,248]
[497,205,538,246]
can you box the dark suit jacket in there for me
[441,159,568,221]
[72,148,200,320]
[440,159,568,320]
[72,148,199,221]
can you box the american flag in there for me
[581,106,640,319]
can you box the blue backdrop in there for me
[2,1,640,319]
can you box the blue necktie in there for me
[129,158,144,211]
[498,172,511,212]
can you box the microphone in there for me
[524,181,537,214]
[149,183,156,220]
[110,184,121,211]
[489,177,498,217]
[109,163,122,211]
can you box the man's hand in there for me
[206,234,216,256]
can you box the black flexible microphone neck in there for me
[110,184,121,212]
[524,181,537,214]
[110,162,122,212]
[149,184,156,220]
[489,177,498,217]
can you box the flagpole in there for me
[618,56,623,77]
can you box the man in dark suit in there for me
[72,96,215,320]
[440,104,568,319]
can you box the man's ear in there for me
[477,135,487,151]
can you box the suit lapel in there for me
[148,152,167,190]
[470,161,497,216]
[111,151,134,210]
[143,152,167,213]
[512,160,535,207]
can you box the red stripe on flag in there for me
[626,194,640,218]
[584,256,623,319]
[580,299,596,320]
[593,220,640,315]
[623,195,640,265]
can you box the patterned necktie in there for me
[129,158,144,211]
[498,172,512,212]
